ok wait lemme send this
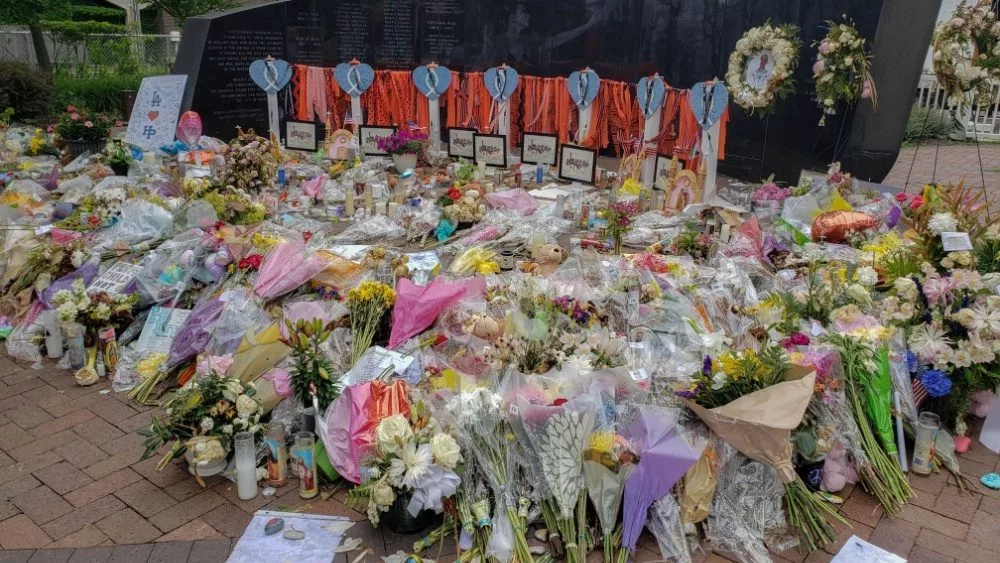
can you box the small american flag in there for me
[344,110,354,126]
[406,120,422,132]
[912,379,928,407]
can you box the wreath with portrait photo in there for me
[933,0,1000,104]
[726,22,802,115]
[812,18,877,125]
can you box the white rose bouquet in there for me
[347,404,462,527]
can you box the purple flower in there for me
[702,355,713,376]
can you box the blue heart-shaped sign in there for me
[412,65,451,101]
[483,66,518,103]
[689,81,728,130]
[334,62,375,97]
[249,58,292,94]
[636,75,666,119]
[568,69,600,109]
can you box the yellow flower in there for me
[588,431,615,455]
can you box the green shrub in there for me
[904,105,951,144]
[0,62,55,120]
[53,74,143,118]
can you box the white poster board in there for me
[136,306,191,354]
[87,261,143,295]
[125,75,188,152]
[228,511,350,563]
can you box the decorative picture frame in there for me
[654,153,675,189]
[666,169,703,211]
[285,120,319,152]
[473,133,508,167]
[558,144,598,184]
[358,125,397,156]
[520,132,558,166]
[447,127,476,159]
[327,128,354,160]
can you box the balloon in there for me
[176,111,203,149]
[811,211,879,243]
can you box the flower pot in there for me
[109,162,129,176]
[392,153,418,173]
[381,493,434,534]
[63,138,106,159]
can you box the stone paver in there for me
[883,143,1000,197]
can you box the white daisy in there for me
[908,323,953,363]
[928,212,957,235]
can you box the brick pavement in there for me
[883,142,1000,198]
[4,145,1000,561]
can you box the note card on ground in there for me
[125,75,187,151]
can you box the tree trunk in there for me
[28,21,51,72]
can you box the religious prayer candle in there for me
[235,431,258,500]
[364,186,373,211]
[344,189,355,216]
[265,423,288,487]
[295,433,318,499]
[387,202,399,218]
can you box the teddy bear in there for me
[820,443,858,493]
[531,244,566,277]
[469,314,504,341]
[392,255,410,280]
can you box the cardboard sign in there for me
[87,261,143,295]
[125,75,187,151]
[136,306,191,354]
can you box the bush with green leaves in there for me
[0,62,54,120]
[54,74,143,117]
[904,105,951,144]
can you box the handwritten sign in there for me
[520,133,557,166]
[358,125,397,156]
[558,144,597,184]
[473,133,507,167]
[87,261,143,295]
[447,127,475,158]
[136,306,191,354]
[125,75,187,151]
[285,121,318,151]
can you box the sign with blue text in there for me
[125,75,188,151]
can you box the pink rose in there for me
[861,79,873,99]
[818,40,831,54]
[812,59,825,75]
[84,121,93,128]
[66,105,76,112]
[70,113,80,121]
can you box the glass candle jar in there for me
[911,411,940,475]
[294,433,319,499]
[234,431,258,500]
[265,423,288,487]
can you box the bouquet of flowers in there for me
[678,344,845,552]
[346,406,462,528]
[5,238,90,296]
[53,105,113,143]
[51,278,137,335]
[219,129,277,194]
[25,128,58,157]
[139,375,263,471]
[57,188,128,231]
[933,0,1000,103]
[604,201,640,254]
[812,18,876,124]
[284,317,342,410]
[347,280,396,365]
[376,129,429,156]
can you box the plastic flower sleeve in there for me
[706,443,786,563]
[94,200,173,250]
[647,492,692,563]
[39,261,100,309]
[332,215,405,244]
[252,240,327,301]
[165,296,224,369]
[866,345,897,456]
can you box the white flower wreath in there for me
[726,22,802,115]
[933,0,1000,104]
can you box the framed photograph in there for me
[285,120,319,151]
[359,125,397,156]
[520,132,558,166]
[473,133,508,167]
[744,50,776,92]
[447,127,476,158]
[558,144,598,184]
[654,153,675,189]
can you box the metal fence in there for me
[0,29,180,77]
[915,73,1000,141]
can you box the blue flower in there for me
[907,351,917,372]
[921,370,952,398]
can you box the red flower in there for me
[213,220,226,230]
[239,254,263,270]
[447,187,461,201]
[894,193,908,202]
[87,215,100,227]
[909,195,924,210]
[302,231,313,243]
[550,398,568,407]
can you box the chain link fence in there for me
[0,28,180,77]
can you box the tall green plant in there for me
[284,318,342,411]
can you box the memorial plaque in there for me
[176,0,937,183]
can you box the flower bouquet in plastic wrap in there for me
[678,343,845,552]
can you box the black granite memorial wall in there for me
[174,0,942,184]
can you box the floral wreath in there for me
[812,19,876,125]
[933,0,1000,104]
[726,22,802,114]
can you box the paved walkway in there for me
[883,142,1000,197]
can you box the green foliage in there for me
[0,107,14,127]
[42,20,126,40]
[54,73,142,117]
[284,318,343,411]
[880,250,921,282]
[71,5,125,23]
[975,238,1000,275]
[0,0,72,25]
[0,62,54,120]
[903,105,950,145]
[142,0,238,26]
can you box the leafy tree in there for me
[141,0,237,27]
[0,0,72,71]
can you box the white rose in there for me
[430,433,462,469]
[375,414,413,455]
[200,417,215,433]
[236,394,259,418]
[373,482,395,507]
[856,265,878,287]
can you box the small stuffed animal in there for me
[532,244,567,277]
[360,245,388,271]
[821,443,857,493]
[470,314,504,341]
[392,255,410,280]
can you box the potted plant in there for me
[54,105,112,158]
[376,129,428,172]
[102,140,134,176]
